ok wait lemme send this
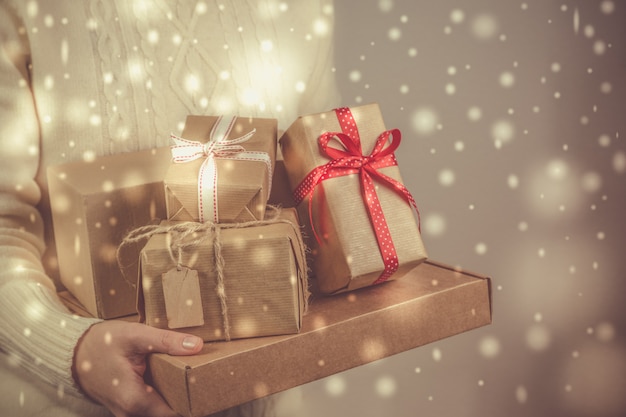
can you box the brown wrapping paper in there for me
[164,115,277,223]
[47,147,171,319]
[279,103,427,294]
[138,208,308,342]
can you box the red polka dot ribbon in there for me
[293,107,421,285]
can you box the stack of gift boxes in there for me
[49,103,427,331]
[48,104,494,416]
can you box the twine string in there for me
[116,206,307,340]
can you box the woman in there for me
[0,1,340,416]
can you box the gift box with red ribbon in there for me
[279,103,427,294]
[164,115,277,223]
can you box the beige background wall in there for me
[297,1,626,416]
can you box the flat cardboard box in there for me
[147,260,492,417]
[48,147,171,319]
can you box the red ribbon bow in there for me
[294,107,420,285]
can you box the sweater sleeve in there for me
[0,2,102,398]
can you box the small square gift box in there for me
[126,207,308,342]
[279,103,427,294]
[164,115,277,223]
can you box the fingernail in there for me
[182,336,201,350]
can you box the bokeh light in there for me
[411,107,440,136]
[525,323,552,351]
[478,335,501,358]
[471,14,499,40]
[450,9,465,24]
[423,213,446,237]
[490,119,515,146]
[375,376,397,398]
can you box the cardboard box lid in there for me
[148,260,492,417]
[48,147,172,193]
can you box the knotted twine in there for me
[117,206,308,341]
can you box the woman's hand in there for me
[73,320,203,417]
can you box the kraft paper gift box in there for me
[279,103,427,294]
[164,115,277,223]
[136,207,308,342]
[47,147,171,319]
[146,260,493,417]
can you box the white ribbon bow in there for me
[170,115,272,223]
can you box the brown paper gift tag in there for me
[162,267,205,329]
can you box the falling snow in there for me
[298,1,626,416]
[1,0,624,416]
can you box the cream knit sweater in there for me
[0,1,339,415]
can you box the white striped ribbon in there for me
[170,115,272,223]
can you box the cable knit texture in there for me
[0,0,340,415]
